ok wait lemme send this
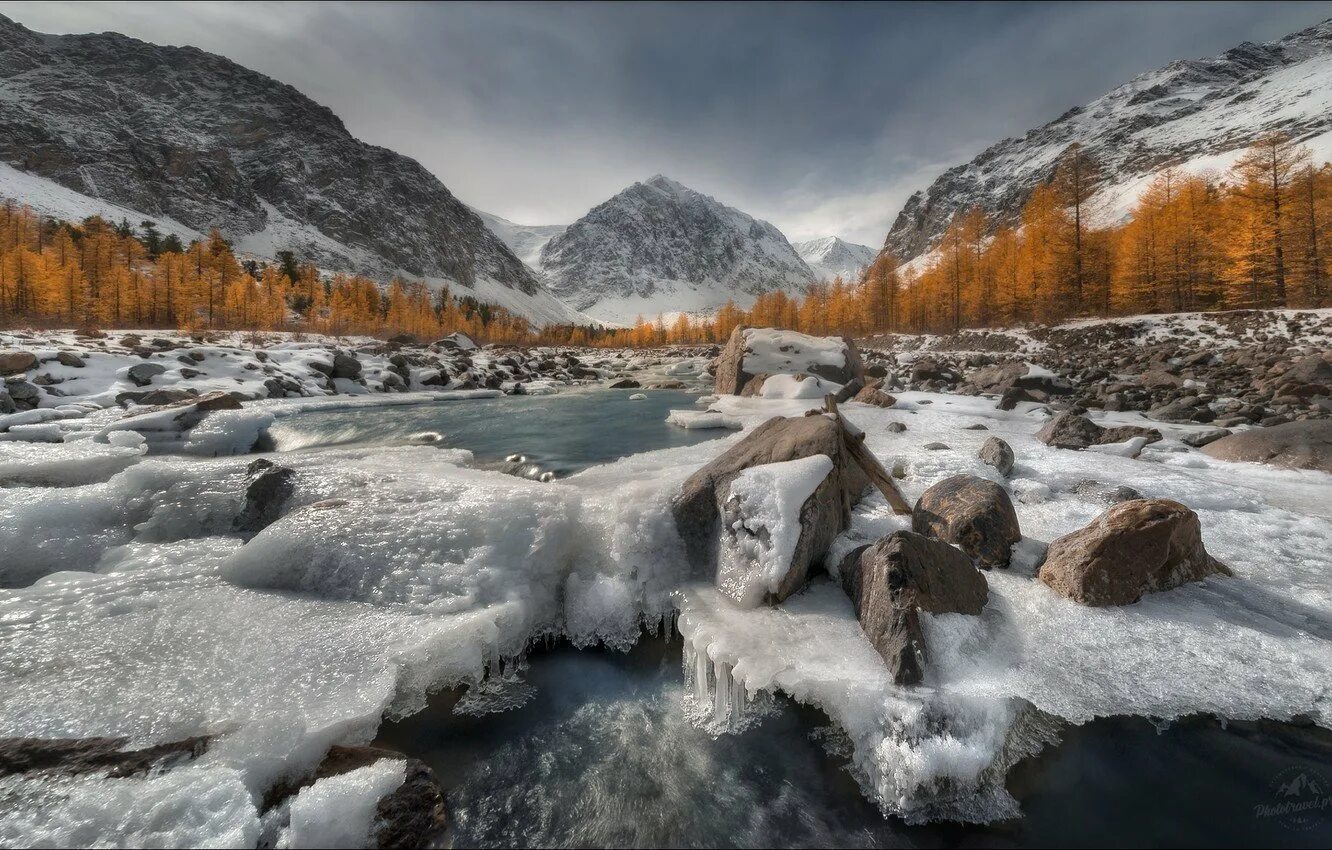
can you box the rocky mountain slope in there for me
[538,175,816,325]
[0,14,585,325]
[884,17,1332,263]
[794,236,876,282]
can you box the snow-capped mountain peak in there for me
[537,176,816,325]
[0,13,586,326]
[794,236,877,282]
[884,17,1332,263]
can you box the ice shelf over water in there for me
[1,369,1330,841]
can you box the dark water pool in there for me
[265,388,724,478]
[376,636,1332,849]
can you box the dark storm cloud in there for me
[3,1,1329,244]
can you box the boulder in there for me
[712,326,863,395]
[331,351,362,379]
[233,462,296,534]
[978,436,1015,477]
[126,362,167,387]
[0,391,14,415]
[5,380,40,410]
[609,378,640,389]
[1201,420,1332,473]
[1036,412,1160,450]
[1038,499,1232,606]
[0,350,38,375]
[1181,427,1232,448]
[852,382,897,408]
[55,351,86,368]
[912,474,1021,569]
[673,414,869,603]
[838,530,988,685]
[1072,479,1145,504]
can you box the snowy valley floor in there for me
[0,331,1329,846]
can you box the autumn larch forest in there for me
[1,133,1327,345]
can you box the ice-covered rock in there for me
[713,327,863,395]
[673,415,869,603]
[912,475,1021,569]
[1038,499,1232,606]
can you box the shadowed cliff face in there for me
[883,18,1332,263]
[0,14,543,299]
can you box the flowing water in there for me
[378,636,1332,849]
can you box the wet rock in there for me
[609,378,641,389]
[1201,420,1332,472]
[912,474,1021,569]
[673,414,869,602]
[0,735,209,779]
[233,464,296,534]
[54,351,86,368]
[978,436,1015,476]
[126,362,167,387]
[1038,499,1231,606]
[838,530,988,685]
[0,350,38,374]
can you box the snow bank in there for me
[742,328,847,375]
[277,760,406,849]
[665,409,742,430]
[758,373,840,400]
[716,454,833,607]
[0,440,145,487]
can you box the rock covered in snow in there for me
[837,530,988,685]
[713,326,863,395]
[912,474,1021,569]
[1201,419,1332,472]
[673,414,869,604]
[1038,499,1232,606]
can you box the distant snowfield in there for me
[0,335,1327,840]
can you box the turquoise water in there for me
[265,388,723,478]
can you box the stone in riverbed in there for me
[234,463,296,534]
[838,530,988,685]
[912,474,1021,569]
[1201,420,1332,472]
[0,350,38,375]
[609,378,640,389]
[712,325,864,395]
[673,414,869,603]
[853,382,897,408]
[978,436,1015,477]
[886,421,906,433]
[0,735,209,779]
[331,351,362,379]
[126,362,167,386]
[1181,427,1232,448]
[1038,499,1231,606]
[1036,411,1160,450]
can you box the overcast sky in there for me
[4,1,1330,245]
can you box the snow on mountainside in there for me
[0,14,586,326]
[884,17,1332,263]
[539,175,816,325]
[794,236,876,282]
[471,207,568,270]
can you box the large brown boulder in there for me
[1036,412,1161,450]
[0,350,38,375]
[673,414,869,603]
[839,531,988,685]
[912,474,1021,569]
[1038,499,1232,606]
[711,326,864,395]
[852,381,897,408]
[1201,420,1332,473]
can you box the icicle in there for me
[694,641,711,705]
[713,660,734,722]
[729,670,747,728]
